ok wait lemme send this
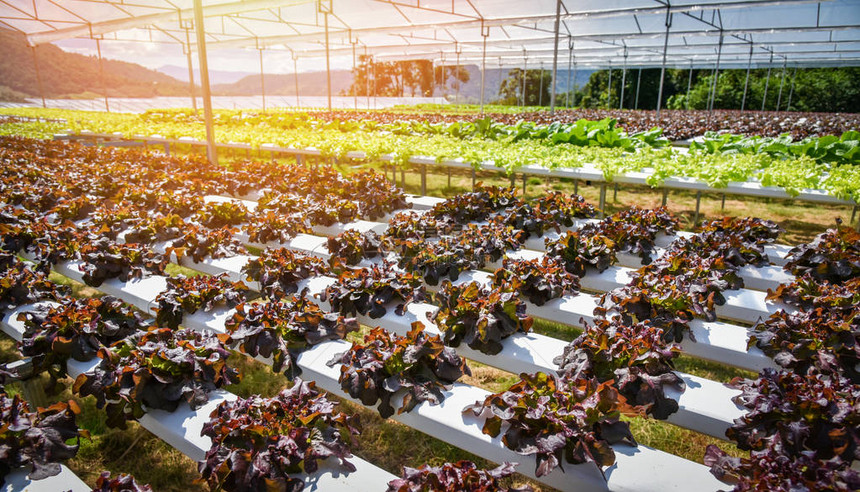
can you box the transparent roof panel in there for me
[0,0,857,69]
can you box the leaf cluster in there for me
[199,379,360,492]
[154,274,249,329]
[242,248,330,300]
[492,256,580,306]
[223,296,358,378]
[327,324,470,418]
[429,281,532,355]
[554,318,684,419]
[464,373,636,477]
[387,461,532,492]
[0,388,88,486]
[73,327,239,428]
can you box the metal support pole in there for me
[741,44,753,111]
[708,33,724,114]
[694,191,702,225]
[566,40,573,109]
[365,47,370,108]
[447,168,451,188]
[193,0,217,165]
[258,47,266,111]
[521,55,527,107]
[776,57,787,112]
[762,52,773,111]
[613,183,618,202]
[571,60,578,108]
[30,46,46,108]
[786,66,798,112]
[634,68,642,110]
[421,164,427,196]
[574,180,578,195]
[606,62,612,109]
[619,50,628,110]
[471,169,476,190]
[293,53,300,108]
[183,25,197,112]
[352,38,358,110]
[480,23,489,114]
[539,63,545,107]
[322,3,332,111]
[661,188,668,206]
[372,58,377,109]
[455,45,461,103]
[685,61,693,110]
[599,183,607,218]
[656,7,673,119]
[95,38,109,112]
[721,193,726,211]
[549,0,562,114]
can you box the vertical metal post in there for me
[293,52,300,108]
[352,38,358,109]
[762,52,773,111]
[455,45,461,103]
[685,61,693,110]
[599,183,607,218]
[741,43,753,111]
[183,24,197,112]
[522,52,527,107]
[776,57,787,112]
[708,33,724,116]
[421,164,427,196]
[606,62,612,109]
[661,188,668,206]
[364,47,370,108]
[372,57,377,109]
[471,169,476,190]
[539,63,545,107]
[322,2,332,111]
[634,67,642,109]
[566,39,573,109]
[480,23,489,114]
[786,66,798,112]
[549,0,562,114]
[694,191,702,225]
[656,7,672,118]
[619,49,628,110]
[95,38,109,112]
[30,46,46,108]
[193,0,217,165]
[522,173,527,196]
[571,61,578,108]
[258,47,266,111]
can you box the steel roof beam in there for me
[26,0,314,46]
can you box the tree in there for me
[348,57,469,98]
[575,68,696,110]
[434,65,470,97]
[498,69,552,106]
[668,67,860,113]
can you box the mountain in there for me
[0,29,189,100]
[156,65,254,86]
[212,70,354,97]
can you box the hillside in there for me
[212,70,354,97]
[0,29,189,100]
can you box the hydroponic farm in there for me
[0,1,859,491]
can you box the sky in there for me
[54,38,356,76]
